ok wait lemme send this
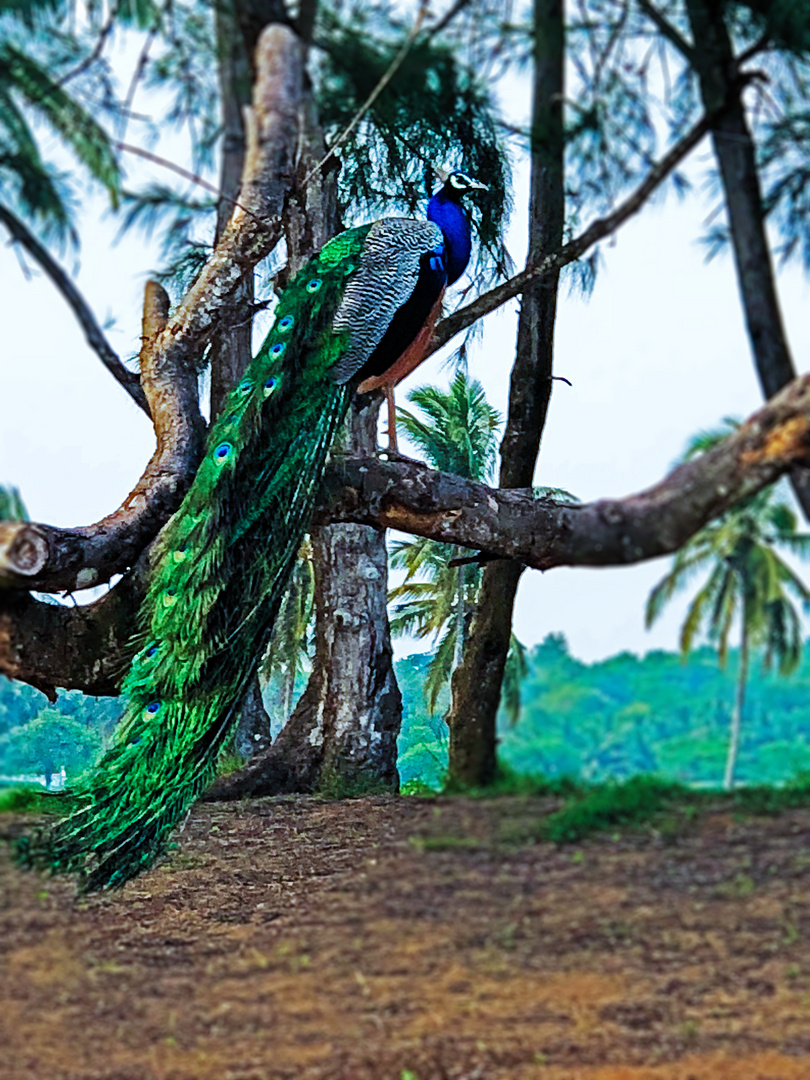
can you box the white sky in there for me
[2,31,810,665]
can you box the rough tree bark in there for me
[209,64,402,799]
[683,0,810,517]
[443,0,565,787]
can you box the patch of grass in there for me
[542,776,688,844]
[733,774,810,816]
[714,872,756,900]
[409,834,485,853]
[400,779,441,797]
[0,787,77,815]
[217,752,247,778]
[316,769,392,800]
[445,764,581,800]
[0,786,46,814]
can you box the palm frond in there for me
[425,626,457,714]
[1,43,120,205]
[501,633,528,727]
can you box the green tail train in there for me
[18,229,368,890]
[18,170,484,890]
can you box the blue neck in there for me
[428,189,472,285]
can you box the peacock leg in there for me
[386,386,398,453]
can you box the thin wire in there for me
[117,142,221,196]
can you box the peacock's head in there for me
[435,169,488,201]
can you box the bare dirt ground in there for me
[3,794,810,1080]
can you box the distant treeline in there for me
[0,680,118,786]
[397,634,810,790]
[3,633,810,789]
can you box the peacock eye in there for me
[172,547,188,563]
[306,278,322,293]
[263,377,277,398]
[162,589,177,608]
[145,645,159,658]
[214,442,233,464]
[278,315,294,332]
[237,379,252,395]
[270,343,286,359]
[144,701,162,717]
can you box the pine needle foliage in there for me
[315,5,511,272]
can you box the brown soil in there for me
[3,794,810,1080]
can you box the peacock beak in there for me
[467,178,489,191]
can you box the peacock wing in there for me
[327,218,444,385]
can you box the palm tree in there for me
[646,420,810,790]
[0,485,28,522]
[260,538,315,725]
[0,3,121,248]
[389,374,527,722]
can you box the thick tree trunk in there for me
[207,393,402,799]
[445,0,565,787]
[724,623,748,791]
[684,0,810,518]
[209,1,255,417]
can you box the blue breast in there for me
[428,192,473,285]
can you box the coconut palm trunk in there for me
[724,622,749,792]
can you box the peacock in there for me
[18,169,487,891]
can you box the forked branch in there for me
[0,25,304,595]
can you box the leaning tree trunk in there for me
[684,0,810,520]
[209,0,275,754]
[724,622,749,791]
[444,0,565,787]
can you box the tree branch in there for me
[0,557,147,699]
[429,110,711,356]
[151,24,301,365]
[636,0,694,61]
[7,373,810,697]
[316,373,810,570]
[0,203,150,415]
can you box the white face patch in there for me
[449,172,472,189]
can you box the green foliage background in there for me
[396,634,810,791]
[0,682,118,785]
[4,637,810,793]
